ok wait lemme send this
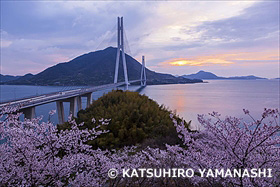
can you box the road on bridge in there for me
[0,80,141,109]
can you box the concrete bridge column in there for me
[77,96,82,111]
[56,101,65,124]
[69,97,77,117]
[56,96,80,124]
[86,93,92,108]
[22,107,35,119]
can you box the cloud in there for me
[185,1,279,49]
[0,1,160,75]
[162,43,203,51]
[163,53,237,67]
[0,1,279,78]
[160,50,279,67]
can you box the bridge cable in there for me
[58,23,118,93]
[123,28,132,57]
[95,24,117,51]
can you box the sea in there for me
[0,79,279,130]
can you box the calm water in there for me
[140,80,279,129]
[1,80,279,129]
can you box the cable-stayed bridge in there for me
[0,17,147,124]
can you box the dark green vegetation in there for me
[59,90,190,149]
[3,47,202,86]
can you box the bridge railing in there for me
[0,86,89,104]
[0,80,142,108]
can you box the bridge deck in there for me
[0,80,141,109]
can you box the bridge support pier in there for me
[77,93,92,111]
[69,97,77,117]
[56,94,91,124]
[85,93,92,108]
[56,101,65,124]
[77,96,82,111]
[22,107,35,119]
[56,97,77,124]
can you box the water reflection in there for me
[139,80,279,130]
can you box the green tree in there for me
[59,90,190,149]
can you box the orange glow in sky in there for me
[170,60,192,66]
[169,58,234,66]
[165,51,279,67]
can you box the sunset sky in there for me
[1,1,279,78]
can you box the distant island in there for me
[0,47,202,86]
[180,70,268,80]
[0,74,22,83]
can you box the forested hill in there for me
[4,47,202,86]
[59,90,190,149]
[181,70,266,80]
[0,74,21,83]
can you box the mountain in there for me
[0,74,21,82]
[181,70,266,80]
[181,70,224,80]
[4,47,202,86]
[227,75,266,80]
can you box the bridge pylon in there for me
[141,56,147,86]
[114,17,129,87]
